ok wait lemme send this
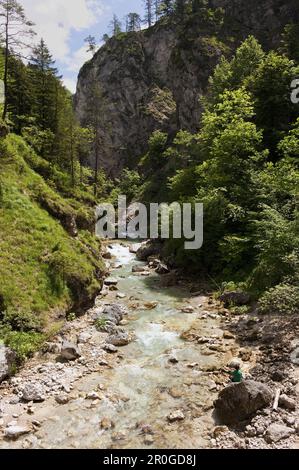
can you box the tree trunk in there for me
[2,11,9,121]
[94,129,99,197]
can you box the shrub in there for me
[259,283,299,315]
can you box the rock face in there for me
[75,0,298,176]
[0,345,16,383]
[214,380,273,424]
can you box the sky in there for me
[20,0,144,93]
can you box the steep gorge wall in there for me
[75,0,299,177]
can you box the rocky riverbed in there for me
[0,242,299,449]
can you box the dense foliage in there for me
[133,36,299,312]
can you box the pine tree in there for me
[143,0,154,28]
[0,0,35,120]
[175,0,188,18]
[109,14,122,37]
[160,0,174,16]
[126,13,142,32]
[82,80,107,197]
[6,55,32,133]
[154,0,163,21]
[84,35,97,54]
[28,39,60,136]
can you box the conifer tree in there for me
[28,39,60,136]
[109,14,122,37]
[143,0,154,28]
[0,0,35,120]
[126,13,142,32]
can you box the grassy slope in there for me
[0,134,104,359]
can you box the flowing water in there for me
[1,243,233,449]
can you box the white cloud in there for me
[20,0,105,61]
[65,45,93,73]
[63,77,78,94]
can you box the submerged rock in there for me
[214,380,273,424]
[104,277,119,286]
[132,265,148,273]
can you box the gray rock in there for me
[116,293,126,299]
[279,394,296,411]
[167,410,185,422]
[103,343,118,354]
[86,391,101,400]
[214,380,273,424]
[60,341,81,361]
[77,332,92,344]
[107,331,131,347]
[168,355,179,364]
[136,241,163,261]
[0,344,16,383]
[22,384,45,403]
[155,262,170,275]
[4,425,31,440]
[43,342,61,354]
[55,394,71,405]
[129,244,141,254]
[265,424,294,443]
[290,347,299,366]
[271,369,286,382]
[220,291,250,307]
[104,277,118,286]
[132,265,148,273]
[94,304,127,333]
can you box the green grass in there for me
[0,134,104,359]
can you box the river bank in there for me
[0,242,298,449]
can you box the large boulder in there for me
[22,383,45,402]
[136,241,163,261]
[93,303,128,333]
[214,380,273,424]
[0,344,16,383]
[220,291,251,307]
[155,262,170,275]
[107,330,132,347]
[60,341,81,361]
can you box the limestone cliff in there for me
[75,0,299,176]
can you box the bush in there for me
[259,283,299,315]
